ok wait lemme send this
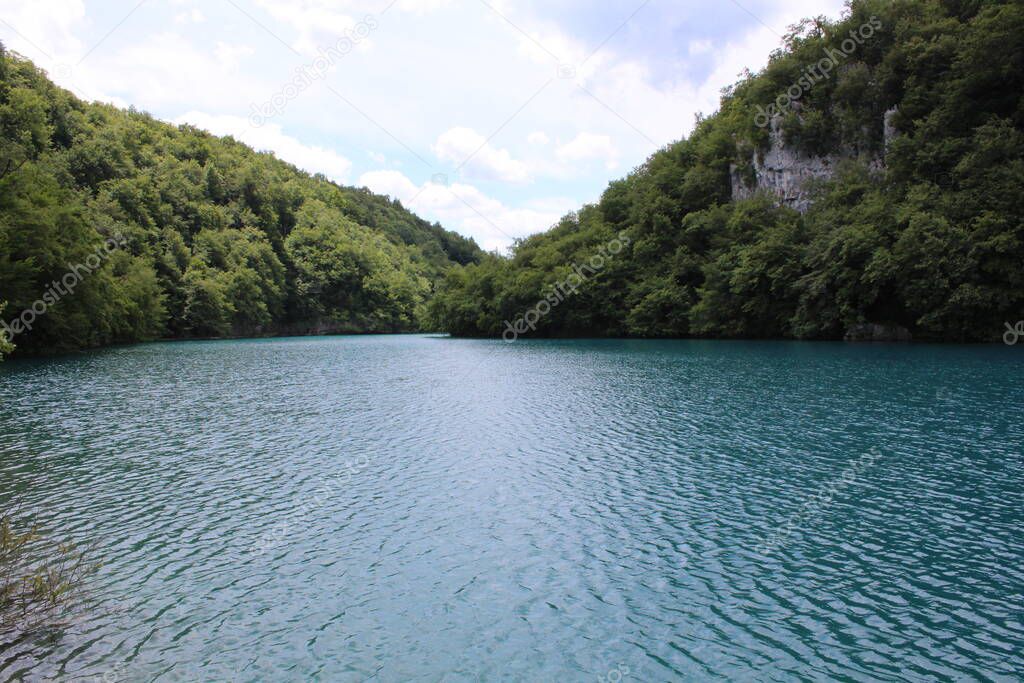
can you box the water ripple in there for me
[0,337,1020,681]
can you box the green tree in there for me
[0,42,481,355]
[0,301,13,359]
[286,201,430,332]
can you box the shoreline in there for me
[1,330,1010,362]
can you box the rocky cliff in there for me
[730,108,898,212]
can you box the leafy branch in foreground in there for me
[0,302,12,360]
[0,506,98,631]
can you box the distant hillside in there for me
[0,46,481,356]
[429,0,1024,343]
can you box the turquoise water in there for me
[0,336,1021,681]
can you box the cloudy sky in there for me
[0,0,847,251]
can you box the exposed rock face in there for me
[731,111,895,213]
[730,127,843,213]
[843,323,912,342]
[883,106,899,149]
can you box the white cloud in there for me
[391,0,452,13]
[358,169,418,197]
[0,0,93,102]
[688,38,713,55]
[479,0,847,151]
[252,0,362,56]
[433,127,530,184]
[527,131,550,146]
[556,132,618,170]
[358,170,572,252]
[64,32,272,112]
[0,0,84,58]
[562,2,841,150]
[174,8,206,24]
[0,4,267,108]
[214,42,255,69]
[176,111,353,183]
[248,0,446,55]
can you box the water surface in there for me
[0,336,1021,681]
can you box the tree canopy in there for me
[0,46,481,355]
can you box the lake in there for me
[0,336,1021,681]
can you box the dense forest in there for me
[2,0,1021,358]
[429,0,1024,342]
[0,45,481,357]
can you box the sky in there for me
[0,0,848,251]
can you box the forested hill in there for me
[429,0,1024,343]
[0,46,481,357]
